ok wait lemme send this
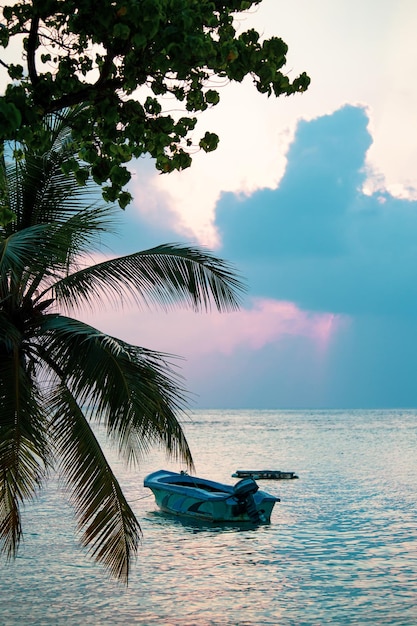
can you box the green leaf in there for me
[74,168,89,186]
[112,23,131,40]
[144,96,162,115]
[0,100,21,136]
[205,89,220,105]
[61,158,79,175]
[199,131,219,152]
[7,64,24,80]
[0,24,10,47]
[118,191,132,209]
[0,206,16,226]
[109,164,131,187]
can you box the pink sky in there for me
[58,1,417,408]
[79,296,344,363]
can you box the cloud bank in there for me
[124,0,417,247]
[79,1,417,408]
[216,106,417,319]
[86,103,417,408]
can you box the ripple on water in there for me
[1,410,417,625]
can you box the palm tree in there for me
[0,111,244,582]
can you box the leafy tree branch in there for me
[0,0,310,206]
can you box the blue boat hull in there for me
[144,470,279,523]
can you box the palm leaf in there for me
[48,384,141,582]
[0,340,50,559]
[3,118,99,234]
[1,106,245,581]
[5,156,90,231]
[0,225,51,279]
[51,243,246,313]
[1,209,116,306]
[37,314,194,468]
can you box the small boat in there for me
[232,470,299,480]
[144,470,280,524]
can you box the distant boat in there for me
[144,469,280,524]
[232,470,299,480]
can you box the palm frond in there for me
[0,105,246,581]
[37,314,194,469]
[48,384,141,583]
[4,121,99,234]
[43,205,118,268]
[5,157,88,232]
[52,243,246,314]
[0,225,51,278]
[44,107,87,153]
[0,208,116,306]
[0,343,50,559]
[0,223,69,309]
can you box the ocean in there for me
[1,409,417,625]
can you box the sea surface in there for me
[1,409,417,625]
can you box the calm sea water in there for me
[1,409,417,625]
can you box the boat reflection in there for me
[144,509,270,534]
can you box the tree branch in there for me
[45,77,123,114]
[43,47,121,113]
[27,15,40,87]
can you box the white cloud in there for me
[129,0,417,244]
[5,0,415,243]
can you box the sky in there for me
[7,0,417,408]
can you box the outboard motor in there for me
[233,477,262,523]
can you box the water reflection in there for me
[145,510,267,534]
[1,410,417,625]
